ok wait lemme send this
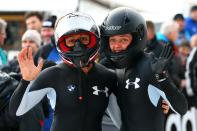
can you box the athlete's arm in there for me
[9,47,55,116]
[149,44,188,115]
[154,75,188,115]
[187,48,197,94]
[9,77,54,116]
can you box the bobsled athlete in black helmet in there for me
[100,7,188,131]
[9,12,117,131]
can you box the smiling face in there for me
[109,33,133,53]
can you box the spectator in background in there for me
[157,21,184,88]
[145,20,164,57]
[173,13,191,46]
[24,12,43,33]
[157,21,179,46]
[0,30,45,131]
[146,20,155,41]
[156,21,180,55]
[178,41,191,75]
[185,5,197,36]
[0,18,7,66]
[185,34,197,107]
[21,30,42,55]
[1,30,42,73]
[41,15,57,45]
[34,15,61,66]
[0,71,19,131]
[190,34,197,48]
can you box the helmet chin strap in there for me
[72,40,90,68]
[72,56,89,68]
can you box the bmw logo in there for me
[67,84,76,92]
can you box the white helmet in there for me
[55,12,100,67]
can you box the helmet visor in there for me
[58,32,97,53]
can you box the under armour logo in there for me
[125,78,140,89]
[92,86,109,97]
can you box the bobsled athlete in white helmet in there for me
[9,12,117,131]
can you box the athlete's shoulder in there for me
[95,63,115,73]
[39,63,64,76]
[94,63,116,82]
[99,57,116,69]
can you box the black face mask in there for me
[72,40,90,68]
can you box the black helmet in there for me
[100,7,147,68]
[55,12,100,67]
